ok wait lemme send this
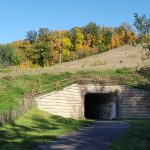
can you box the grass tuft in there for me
[115,67,133,75]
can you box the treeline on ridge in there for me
[0,22,137,68]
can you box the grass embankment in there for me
[0,72,73,112]
[0,108,93,150]
[0,67,149,114]
[0,67,149,149]
[111,120,150,150]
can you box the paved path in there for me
[34,121,129,150]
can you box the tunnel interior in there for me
[84,93,117,120]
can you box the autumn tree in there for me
[124,31,137,45]
[110,32,120,49]
[61,37,71,62]
[10,21,138,68]
[12,40,32,62]
[71,27,84,51]
[49,31,63,63]
[120,23,133,32]
[115,26,126,45]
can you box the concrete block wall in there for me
[36,84,83,118]
[119,86,150,119]
[36,84,150,119]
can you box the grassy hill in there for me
[0,108,93,150]
[0,45,149,78]
[0,45,149,123]
[0,45,149,149]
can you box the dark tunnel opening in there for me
[84,93,117,120]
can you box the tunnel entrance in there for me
[84,93,117,120]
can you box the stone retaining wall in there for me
[36,84,150,119]
[119,86,150,118]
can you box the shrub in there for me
[0,44,21,66]
[98,43,109,52]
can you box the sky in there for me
[0,0,150,44]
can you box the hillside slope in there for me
[0,45,149,77]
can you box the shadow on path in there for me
[34,121,129,150]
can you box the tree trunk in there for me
[59,52,62,63]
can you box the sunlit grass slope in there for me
[0,108,93,150]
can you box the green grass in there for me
[0,72,73,112]
[0,67,149,149]
[0,108,93,150]
[0,68,149,112]
[78,68,149,87]
[111,120,150,150]
[115,67,133,75]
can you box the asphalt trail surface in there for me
[34,121,129,150]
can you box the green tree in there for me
[83,22,99,47]
[100,28,113,52]
[134,13,150,36]
[26,42,51,67]
[38,28,50,42]
[33,42,51,67]
[0,44,20,66]
[26,30,38,44]
[134,13,150,59]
